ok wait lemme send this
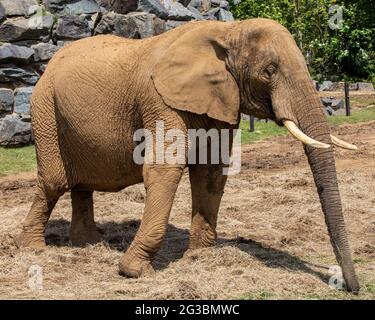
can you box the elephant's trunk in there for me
[296,93,360,293]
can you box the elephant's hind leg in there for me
[188,164,227,249]
[18,184,63,248]
[70,190,102,246]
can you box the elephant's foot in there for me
[188,226,217,250]
[16,231,46,249]
[188,238,216,250]
[70,226,102,247]
[118,250,155,278]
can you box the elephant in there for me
[18,18,360,293]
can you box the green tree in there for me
[230,0,375,82]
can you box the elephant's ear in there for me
[151,26,240,125]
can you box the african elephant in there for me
[18,18,360,292]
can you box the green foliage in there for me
[230,0,375,82]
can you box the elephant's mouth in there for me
[248,99,277,122]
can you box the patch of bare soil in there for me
[0,121,374,299]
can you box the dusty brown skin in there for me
[19,19,360,292]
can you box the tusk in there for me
[330,135,358,150]
[283,120,331,149]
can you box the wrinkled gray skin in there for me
[18,19,359,293]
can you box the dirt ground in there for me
[0,120,374,300]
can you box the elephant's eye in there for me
[264,64,277,80]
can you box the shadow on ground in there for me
[45,218,328,282]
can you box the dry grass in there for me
[0,121,374,300]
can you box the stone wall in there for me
[0,0,235,146]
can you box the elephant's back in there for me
[49,34,137,65]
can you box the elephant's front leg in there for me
[119,164,184,278]
[188,164,227,249]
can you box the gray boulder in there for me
[0,5,5,22]
[330,81,345,91]
[14,87,34,114]
[0,0,38,17]
[137,0,169,19]
[42,0,65,12]
[37,64,48,74]
[189,0,200,7]
[321,97,344,111]
[43,0,100,15]
[94,0,138,14]
[187,5,205,20]
[0,88,14,113]
[0,43,34,64]
[318,80,333,91]
[331,99,344,110]
[10,39,41,47]
[165,20,187,31]
[177,0,191,6]
[324,106,335,116]
[32,41,60,61]
[0,113,33,146]
[65,0,100,15]
[321,97,332,106]
[95,12,165,39]
[349,83,358,91]
[189,0,211,11]
[220,1,230,9]
[202,13,217,20]
[211,0,229,9]
[0,66,39,85]
[161,0,195,21]
[215,8,234,21]
[357,82,374,91]
[203,7,219,20]
[54,15,92,40]
[88,12,102,30]
[0,15,54,42]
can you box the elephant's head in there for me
[152,18,359,293]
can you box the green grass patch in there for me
[326,106,375,126]
[240,106,375,144]
[365,283,375,294]
[0,145,36,177]
[353,258,370,265]
[240,119,288,144]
